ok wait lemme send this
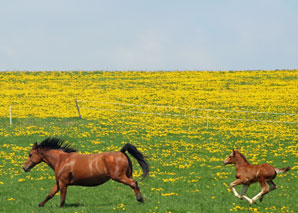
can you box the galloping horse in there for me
[23,137,149,207]
[223,149,290,204]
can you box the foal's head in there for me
[223,149,237,165]
[223,149,250,166]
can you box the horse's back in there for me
[60,151,128,186]
[257,163,277,179]
[236,163,276,183]
[67,151,127,172]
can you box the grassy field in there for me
[0,70,298,212]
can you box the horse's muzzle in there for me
[23,167,30,172]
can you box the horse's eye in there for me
[29,153,32,157]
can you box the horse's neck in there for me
[235,153,250,169]
[40,149,65,171]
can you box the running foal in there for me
[223,149,290,204]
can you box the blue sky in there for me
[1,0,298,71]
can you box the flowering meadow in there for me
[0,70,297,212]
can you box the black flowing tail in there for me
[120,143,149,178]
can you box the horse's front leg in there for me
[240,184,253,203]
[59,182,68,208]
[230,179,245,199]
[39,182,59,207]
[240,184,249,198]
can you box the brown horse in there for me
[223,149,290,204]
[23,137,149,207]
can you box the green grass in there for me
[0,117,297,213]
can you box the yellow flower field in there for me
[1,70,297,117]
[0,70,297,212]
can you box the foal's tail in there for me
[275,166,291,174]
[120,143,149,178]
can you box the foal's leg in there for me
[260,180,277,202]
[268,180,277,191]
[113,175,144,202]
[251,178,269,204]
[39,182,59,207]
[240,184,253,203]
[240,184,249,198]
[230,179,245,199]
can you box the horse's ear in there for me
[233,149,235,154]
[32,142,38,149]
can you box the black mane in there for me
[37,137,77,153]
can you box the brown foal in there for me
[223,149,290,204]
[23,137,149,207]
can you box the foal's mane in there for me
[235,150,250,164]
[37,137,77,153]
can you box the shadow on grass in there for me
[63,201,115,208]
[64,203,85,208]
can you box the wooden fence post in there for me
[206,110,209,129]
[10,105,12,126]
[75,99,82,118]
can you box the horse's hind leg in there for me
[268,180,277,191]
[260,180,277,202]
[39,182,59,207]
[114,175,144,202]
[251,178,269,204]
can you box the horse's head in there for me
[23,143,43,172]
[223,149,237,165]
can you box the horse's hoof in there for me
[137,197,144,203]
[38,203,44,207]
[250,200,256,204]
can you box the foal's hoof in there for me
[250,200,257,204]
[38,203,45,207]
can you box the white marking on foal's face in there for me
[223,152,234,165]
